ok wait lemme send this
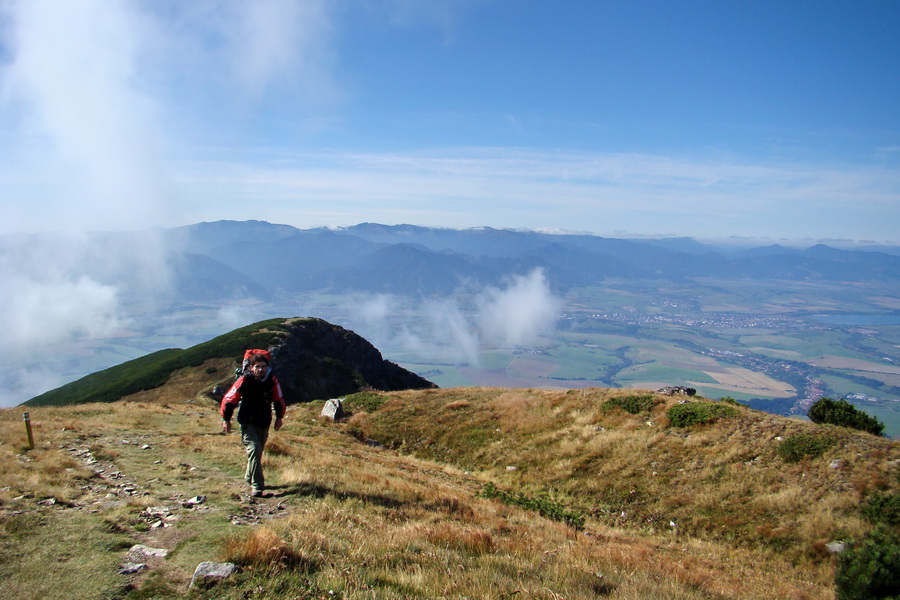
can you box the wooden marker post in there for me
[23,412,34,450]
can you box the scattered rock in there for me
[183,495,207,507]
[321,398,345,421]
[826,541,846,554]
[143,505,173,518]
[118,562,146,575]
[829,459,842,469]
[656,386,697,396]
[37,497,57,506]
[128,544,169,560]
[190,561,237,588]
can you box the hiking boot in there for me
[251,488,263,498]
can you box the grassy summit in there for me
[2,379,898,598]
[25,317,434,407]
[24,318,288,407]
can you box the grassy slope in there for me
[354,389,898,553]
[2,367,899,599]
[24,318,287,407]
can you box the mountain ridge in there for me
[24,317,435,407]
[165,220,900,298]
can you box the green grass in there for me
[343,390,389,413]
[776,433,836,463]
[616,362,717,386]
[478,481,586,529]
[0,509,134,600]
[602,394,658,414]
[666,401,740,427]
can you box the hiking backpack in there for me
[235,348,273,380]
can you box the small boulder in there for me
[128,544,168,560]
[321,398,345,421]
[656,386,697,396]
[190,561,237,588]
[118,562,146,575]
[826,541,846,554]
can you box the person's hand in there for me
[222,420,231,434]
[274,417,283,431]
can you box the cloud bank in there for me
[354,268,562,367]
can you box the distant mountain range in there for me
[2,219,898,306]
[155,221,900,299]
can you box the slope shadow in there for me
[264,482,405,510]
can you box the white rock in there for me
[826,541,846,554]
[118,562,146,575]
[128,544,169,560]
[190,562,237,588]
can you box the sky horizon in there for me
[1,1,899,243]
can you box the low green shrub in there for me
[835,525,900,600]
[344,391,388,413]
[776,433,836,463]
[666,402,738,427]
[479,482,585,530]
[602,394,657,414]
[808,397,885,436]
[862,492,900,527]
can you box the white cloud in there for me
[476,269,561,347]
[2,271,121,343]
[345,268,561,367]
[2,0,171,232]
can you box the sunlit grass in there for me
[0,383,897,599]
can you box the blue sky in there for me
[1,0,898,243]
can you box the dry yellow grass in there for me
[356,388,899,559]
[0,382,897,599]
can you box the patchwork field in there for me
[807,355,900,375]
[690,367,796,398]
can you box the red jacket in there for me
[221,373,286,428]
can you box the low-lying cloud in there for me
[353,268,562,366]
[0,230,180,405]
[477,269,561,347]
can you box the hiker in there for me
[221,351,286,497]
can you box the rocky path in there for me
[48,432,295,588]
